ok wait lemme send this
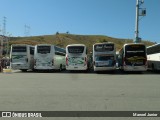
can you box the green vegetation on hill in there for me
[9,34,154,52]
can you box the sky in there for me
[0,0,160,43]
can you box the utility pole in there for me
[0,25,1,34]
[24,25,31,37]
[135,0,146,43]
[0,16,7,57]
[0,16,8,71]
[3,16,6,36]
[0,36,2,72]
[135,0,139,43]
[0,36,3,57]
[3,17,8,56]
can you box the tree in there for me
[56,31,59,35]
[66,31,69,34]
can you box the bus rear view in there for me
[119,43,147,72]
[34,44,66,71]
[66,44,88,71]
[10,44,34,72]
[93,42,116,72]
[34,44,53,70]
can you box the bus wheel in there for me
[32,69,37,72]
[21,69,27,72]
[59,64,62,72]
[152,64,155,71]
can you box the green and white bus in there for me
[10,44,34,72]
[34,44,66,71]
[66,44,88,71]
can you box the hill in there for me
[9,33,154,52]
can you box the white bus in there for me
[10,44,34,72]
[147,43,160,71]
[93,42,116,72]
[118,43,147,72]
[66,44,88,71]
[34,44,66,71]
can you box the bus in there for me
[147,43,160,71]
[92,42,116,72]
[118,43,147,72]
[10,44,34,72]
[66,44,88,71]
[34,44,66,71]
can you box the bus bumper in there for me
[123,65,147,71]
[66,65,88,71]
[94,66,116,71]
[34,66,55,70]
[11,63,29,70]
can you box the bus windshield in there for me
[125,45,146,66]
[68,46,84,53]
[96,55,114,61]
[37,46,51,54]
[94,44,114,52]
[125,45,146,57]
[12,46,27,52]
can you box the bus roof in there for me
[66,44,86,47]
[11,44,31,46]
[118,43,146,52]
[93,42,114,45]
[35,44,53,46]
[123,43,145,46]
[147,43,160,49]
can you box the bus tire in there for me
[152,64,155,71]
[21,69,27,72]
[59,64,62,72]
[84,69,88,73]
[32,69,37,72]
